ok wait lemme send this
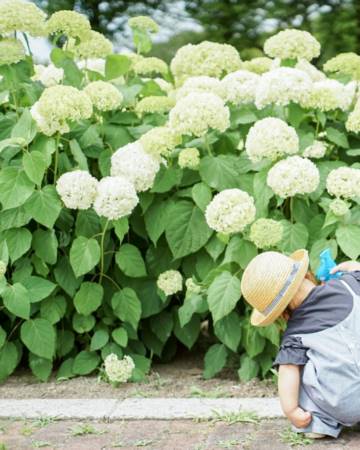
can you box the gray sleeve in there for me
[345,271,360,295]
[273,335,308,369]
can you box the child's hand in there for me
[330,260,360,274]
[287,406,312,428]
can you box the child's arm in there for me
[278,364,312,428]
[331,260,360,274]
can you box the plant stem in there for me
[99,272,121,290]
[22,32,33,56]
[53,133,60,183]
[289,197,294,223]
[99,219,110,284]
[204,134,213,156]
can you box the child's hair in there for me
[305,270,319,286]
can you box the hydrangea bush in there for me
[0,1,360,383]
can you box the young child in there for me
[240,249,360,439]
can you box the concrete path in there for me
[0,398,283,420]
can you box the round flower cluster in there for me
[302,140,327,159]
[185,278,202,294]
[157,270,183,296]
[176,76,226,100]
[170,41,242,84]
[32,64,64,87]
[140,126,182,158]
[128,16,159,33]
[295,59,326,81]
[303,79,356,112]
[255,67,312,109]
[135,96,175,115]
[131,56,168,76]
[0,0,47,36]
[93,176,139,220]
[153,78,173,93]
[241,57,274,74]
[178,148,200,170]
[267,156,320,198]
[83,81,123,111]
[221,70,260,105]
[346,100,360,133]
[111,141,160,192]
[323,53,360,81]
[249,218,283,249]
[205,189,256,234]
[0,38,26,66]
[0,261,7,278]
[30,85,93,136]
[264,29,321,61]
[68,31,113,60]
[329,198,350,216]
[326,167,360,200]
[245,118,299,163]
[56,170,98,210]
[169,93,230,137]
[77,58,106,76]
[46,10,91,39]
[104,354,135,384]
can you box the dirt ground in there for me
[0,353,277,399]
[1,418,360,450]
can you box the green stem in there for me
[53,133,60,184]
[289,197,294,223]
[22,32,33,56]
[99,219,110,284]
[203,134,213,156]
[99,272,121,290]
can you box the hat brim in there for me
[250,249,309,327]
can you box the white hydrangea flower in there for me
[249,218,283,249]
[267,156,320,198]
[295,59,326,81]
[135,96,175,115]
[221,70,260,105]
[178,148,200,170]
[83,81,123,111]
[77,58,105,76]
[140,126,182,158]
[205,189,256,234]
[0,261,7,278]
[245,118,299,163]
[264,29,321,61]
[242,57,274,74]
[0,38,26,66]
[111,142,160,192]
[185,277,202,294]
[302,140,327,159]
[346,102,360,133]
[131,55,168,76]
[175,76,227,101]
[169,92,230,137]
[323,53,360,81]
[0,0,47,36]
[128,15,159,33]
[329,198,350,216]
[255,67,312,109]
[46,10,91,39]
[153,78,173,93]
[93,176,139,220]
[170,41,242,84]
[157,270,183,296]
[303,79,356,112]
[68,30,113,59]
[32,64,64,87]
[326,167,360,200]
[104,354,135,384]
[56,170,98,210]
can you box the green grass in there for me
[189,385,232,398]
[279,428,314,446]
[211,409,261,425]
[69,423,107,436]
[218,438,243,448]
[31,440,52,448]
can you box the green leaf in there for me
[238,355,259,382]
[214,311,241,352]
[75,209,101,238]
[203,344,228,379]
[151,166,182,193]
[112,288,142,330]
[178,294,207,328]
[0,205,31,232]
[113,218,129,243]
[105,54,131,80]
[326,127,349,148]
[207,272,241,324]
[310,238,338,273]
[56,358,75,380]
[74,282,104,315]
[69,139,89,170]
[51,48,83,87]
[101,343,123,360]
[116,244,147,278]
[243,325,266,358]
[173,313,200,350]
[258,323,280,347]
[132,28,153,54]
[2,283,30,319]
[73,351,100,375]
[2,227,32,262]
[22,151,47,185]
[20,318,56,360]
[199,155,245,190]
[11,108,37,145]
[150,311,173,342]
[32,229,58,265]
[54,256,81,297]
[205,234,226,261]
[22,276,56,303]
[0,342,18,382]
[57,329,74,358]
[278,221,308,254]
[144,201,168,246]
[112,327,128,347]
[336,224,360,260]
[40,296,67,325]
[165,201,213,258]
[24,185,61,228]
[72,313,95,333]
[192,182,212,212]
[0,326,6,350]
[90,329,109,351]
[0,167,34,210]
[70,236,100,277]
[223,237,257,269]
[29,353,52,382]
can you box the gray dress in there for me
[274,271,360,437]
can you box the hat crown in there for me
[241,251,298,313]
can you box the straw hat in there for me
[240,249,309,327]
